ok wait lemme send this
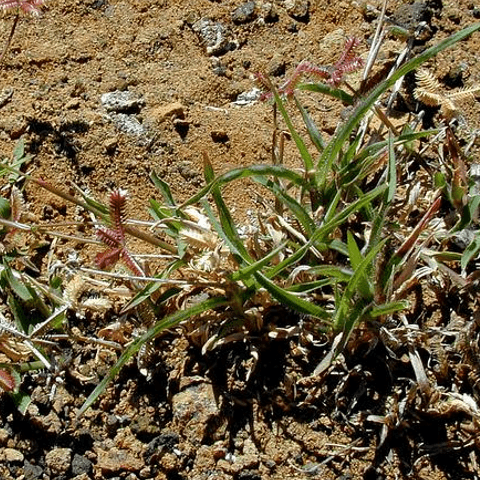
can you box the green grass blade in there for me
[181,165,306,208]
[356,129,438,163]
[254,271,331,322]
[329,239,349,256]
[306,265,353,282]
[298,82,354,104]
[253,176,316,236]
[461,235,480,272]
[1,264,33,302]
[265,242,309,279]
[315,185,387,245]
[121,259,185,313]
[203,153,215,183]
[269,89,314,174]
[78,296,229,416]
[150,171,181,214]
[9,391,31,415]
[322,188,343,225]
[369,300,409,318]
[387,131,397,204]
[286,278,343,293]
[148,200,185,245]
[316,23,480,187]
[200,198,252,266]
[231,243,287,281]
[202,156,254,265]
[294,96,326,152]
[340,132,362,170]
[266,185,387,279]
[347,231,363,270]
[200,199,245,261]
[347,231,373,299]
[333,238,388,331]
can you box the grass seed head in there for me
[0,0,46,16]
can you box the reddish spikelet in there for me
[109,189,127,242]
[120,250,145,278]
[281,62,330,97]
[96,227,123,249]
[295,61,331,78]
[329,37,363,87]
[10,187,24,222]
[254,72,274,101]
[96,247,122,270]
[256,37,363,100]
[0,0,45,16]
[0,367,17,392]
[95,189,145,277]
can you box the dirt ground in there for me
[1,0,480,479]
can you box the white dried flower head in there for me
[414,68,480,119]
[184,206,211,230]
[64,275,112,315]
[180,227,219,251]
[190,250,222,272]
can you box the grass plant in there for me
[0,21,480,417]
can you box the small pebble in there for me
[45,447,72,475]
[71,453,93,476]
[101,90,145,113]
[283,0,310,20]
[24,460,43,479]
[2,448,24,463]
[0,428,9,446]
[193,18,237,56]
[152,102,186,123]
[107,113,148,136]
[232,2,256,24]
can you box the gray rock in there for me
[192,18,237,56]
[391,2,431,31]
[452,228,477,250]
[71,454,93,476]
[106,113,148,136]
[232,2,256,24]
[145,433,180,463]
[24,460,43,480]
[0,87,13,108]
[234,88,262,105]
[171,377,220,443]
[101,90,145,113]
[470,163,480,194]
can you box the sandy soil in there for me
[1,1,480,479]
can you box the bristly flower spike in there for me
[0,0,45,16]
[109,188,128,243]
[95,189,145,278]
[328,37,363,87]
[256,37,363,100]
